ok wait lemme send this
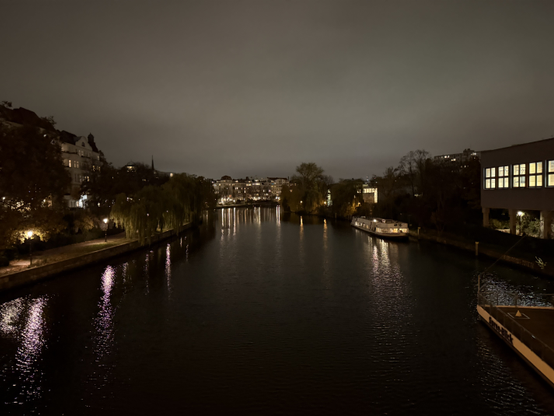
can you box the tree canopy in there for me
[284,162,331,214]
[110,173,216,245]
[0,124,70,249]
[370,149,481,230]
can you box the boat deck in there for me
[496,306,554,348]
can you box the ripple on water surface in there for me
[1,209,554,415]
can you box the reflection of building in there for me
[212,176,289,203]
[59,131,101,208]
[481,138,554,238]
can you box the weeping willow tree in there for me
[110,174,216,245]
[163,174,194,234]
[111,186,168,245]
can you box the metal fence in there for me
[478,292,554,370]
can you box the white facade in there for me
[60,135,101,208]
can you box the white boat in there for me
[351,216,409,240]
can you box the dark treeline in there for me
[82,161,217,245]
[282,149,481,232]
[0,110,217,264]
[370,149,481,230]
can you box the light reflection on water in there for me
[0,297,24,337]
[166,243,172,294]
[94,265,115,360]
[1,209,554,415]
[480,273,554,307]
[1,296,48,406]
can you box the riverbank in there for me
[215,202,279,209]
[411,228,554,277]
[0,224,192,292]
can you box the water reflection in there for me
[218,206,281,233]
[0,297,24,337]
[1,296,49,405]
[144,253,150,294]
[1,210,554,415]
[95,265,115,360]
[166,243,172,294]
[479,272,554,307]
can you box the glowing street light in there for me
[26,230,34,266]
[103,218,108,242]
[517,211,525,235]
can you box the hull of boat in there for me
[351,223,409,240]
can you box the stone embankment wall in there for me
[0,225,192,292]
[411,230,553,277]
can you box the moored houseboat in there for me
[351,217,409,240]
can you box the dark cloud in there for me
[2,0,554,180]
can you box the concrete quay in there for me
[0,225,191,292]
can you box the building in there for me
[434,150,480,165]
[0,106,102,209]
[358,184,378,204]
[481,137,554,239]
[212,176,289,204]
[59,131,101,208]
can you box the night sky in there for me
[2,1,554,180]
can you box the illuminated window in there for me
[484,168,495,189]
[513,163,526,188]
[529,162,543,187]
[68,160,72,168]
[75,161,80,169]
[548,160,554,187]
[497,165,509,188]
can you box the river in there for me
[1,207,554,415]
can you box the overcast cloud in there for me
[2,0,554,180]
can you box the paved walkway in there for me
[0,232,129,277]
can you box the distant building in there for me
[59,132,101,208]
[212,176,289,204]
[481,137,554,238]
[0,106,102,209]
[358,184,378,204]
[434,150,480,169]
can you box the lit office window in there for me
[497,165,509,188]
[548,160,554,187]
[513,163,526,188]
[529,162,543,187]
[484,168,495,189]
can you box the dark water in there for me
[1,207,554,415]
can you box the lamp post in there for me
[517,211,524,235]
[103,218,108,242]
[26,230,34,266]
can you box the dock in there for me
[477,292,554,388]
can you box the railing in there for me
[478,292,554,370]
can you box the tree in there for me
[330,179,364,218]
[111,186,168,245]
[110,173,216,245]
[399,149,430,197]
[81,160,170,218]
[288,162,330,214]
[0,124,70,250]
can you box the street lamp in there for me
[103,218,108,242]
[26,230,34,266]
[517,211,524,235]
